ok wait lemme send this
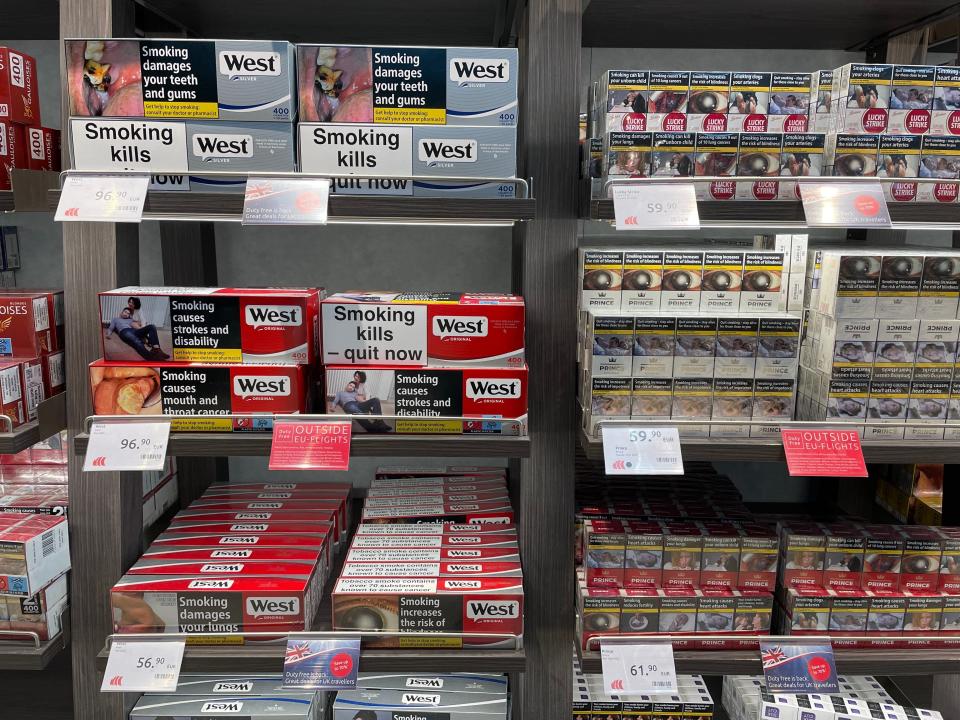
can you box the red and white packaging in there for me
[374,465,506,479]
[17,356,44,423]
[187,497,344,526]
[205,481,352,494]
[0,489,68,516]
[353,522,517,537]
[0,359,27,430]
[363,489,510,507]
[780,530,826,590]
[99,287,324,364]
[0,513,70,596]
[160,520,335,543]
[345,546,521,563]
[0,291,64,352]
[322,292,525,368]
[0,120,25,190]
[139,546,324,565]
[863,532,904,592]
[172,507,342,543]
[349,534,518,550]
[339,560,523,578]
[332,575,523,648]
[24,128,60,172]
[196,490,348,530]
[900,530,942,592]
[823,530,866,591]
[39,351,65,398]
[359,500,515,525]
[0,292,55,356]
[111,574,316,635]
[366,479,506,497]
[1,572,68,641]
[0,49,39,126]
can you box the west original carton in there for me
[130,694,321,720]
[739,251,784,312]
[735,133,783,200]
[919,253,960,318]
[322,292,524,368]
[888,65,936,134]
[650,131,695,177]
[686,71,730,132]
[332,576,523,648]
[836,63,893,134]
[918,135,960,203]
[646,71,690,132]
[88,361,311,429]
[99,287,322,364]
[140,546,324,565]
[714,317,758,378]
[588,315,633,377]
[878,134,922,202]
[727,72,771,132]
[933,66,960,135]
[602,70,649,132]
[700,251,742,312]
[710,378,752,438]
[298,123,517,178]
[579,249,623,313]
[661,251,702,312]
[767,73,811,132]
[873,320,919,382]
[777,133,825,200]
[66,39,296,121]
[296,45,518,126]
[621,250,662,312]
[0,48,38,126]
[70,118,297,173]
[631,378,672,422]
[673,317,717,378]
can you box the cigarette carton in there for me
[99,287,322,364]
[710,378,753,438]
[862,535,903,592]
[736,132,783,200]
[2,573,68,641]
[949,380,960,439]
[661,251,702,312]
[918,135,960,203]
[631,378,673,422]
[782,531,826,590]
[687,71,730,132]
[0,292,56,356]
[878,134,922,202]
[0,48,38,126]
[919,254,960,318]
[296,45,518,126]
[817,251,881,318]
[140,546,324,565]
[89,361,311,428]
[588,315,633,377]
[602,70,649,132]
[811,70,834,133]
[888,65,935,134]
[873,320,919,382]
[823,533,865,590]
[172,508,342,542]
[904,593,942,633]
[671,378,712,437]
[778,133,825,200]
[354,673,508,694]
[739,251,784,312]
[66,39,296,121]
[836,63,893,134]
[714,317,758,378]
[299,123,516,179]
[0,121,24,191]
[828,593,870,636]
[659,589,699,631]
[131,695,321,720]
[321,292,524,368]
[650,131,695,177]
[332,576,522,648]
[0,514,69,596]
[727,72,771,132]
[750,379,795,437]
[333,689,506,720]
[866,380,909,437]
[907,379,948,439]
[933,66,960,135]
[740,534,779,592]
[346,547,520,563]
[604,130,651,179]
[352,522,516,537]
[340,561,522,579]
[580,249,621,338]
[583,376,630,436]
[673,317,716,378]
[25,128,61,172]
[360,500,514,525]
[363,489,509,507]
[70,119,297,173]
[694,131,738,177]
[700,252,743,312]
[646,71,690,132]
[624,529,664,589]
[825,133,880,177]
[867,592,906,635]
[768,73,811,132]
[621,251,662,311]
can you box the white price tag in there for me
[101,639,185,693]
[800,181,891,227]
[83,421,170,472]
[601,426,684,475]
[612,183,699,230]
[56,175,150,223]
[243,177,330,225]
[601,640,678,695]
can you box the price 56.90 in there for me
[136,656,165,669]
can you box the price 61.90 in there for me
[630,663,659,676]
[120,438,151,450]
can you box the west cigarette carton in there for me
[88,361,312,428]
[346,546,521,563]
[65,39,296,121]
[297,45,518,126]
[298,123,516,178]
[0,48,38,126]
[70,119,296,173]
[359,500,515,525]
[332,576,523,648]
[131,694,322,720]
[140,546,324,565]
[333,689,507,720]
[144,673,289,696]
[322,292,524,368]
[99,287,322,364]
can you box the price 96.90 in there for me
[120,438,151,450]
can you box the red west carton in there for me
[174,505,343,542]
[98,287,323,364]
[0,49,39,126]
[139,546,324,565]
[321,292,525,368]
[345,546,521,563]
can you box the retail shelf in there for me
[0,193,12,213]
[0,607,70,671]
[0,394,66,456]
[1,170,59,213]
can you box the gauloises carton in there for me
[0,292,59,356]
[88,361,311,430]
[98,287,323,364]
[321,292,524,368]
[0,48,39,126]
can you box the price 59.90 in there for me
[628,429,663,443]
[646,201,678,214]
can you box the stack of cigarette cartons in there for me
[760,692,943,720]
[722,675,896,720]
[297,44,518,197]
[335,673,508,720]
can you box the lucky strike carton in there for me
[332,575,523,648]
[98,287,323,364]
[321,292,524,368]
[0,48,38,126]
[88,361,311,430]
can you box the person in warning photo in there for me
[104,306,170,361]
[333,379,391,433]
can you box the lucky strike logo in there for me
[701,113,727,132]
[861,108,888,133]
[743,114,768,133]
[905,109,931,133]
[662,112,686,131]
[752,181,779,200]
[935,183,959,203]
[948,112,960,135]
[890,182,918,202]
[710,180,735,200]
[621,113,646,131]
[783,114,808,132]
[466,599,521,618]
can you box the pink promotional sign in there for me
[269,420,351,471]
[780,429,867,477]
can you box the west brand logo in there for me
[432,315,488,338]
[447,549,481,557]
[192,134,254,159]
[401,693,442,705]
[188,579,234,589]
[406,677,443,689]
[230,524,269,531]
[28,128,43,160]
[447,536,481,543]
[447,564,481,572]
[248,503,283,509]
[245,596,300,616]
[201,702,243,713]
[9,53,24,88]
[266,484,297,489]
[245,304,302,327]
[219,536,259,544]
[212,550,252,558]
[418,139,477,163]
[200,563,244,573]
[467,599,520,618]
[218,51,281,76]
[233,376,291,398]
[449,58,510,84]
[212,682,253,693]
[466,378,521,399]
[444,579,482,589]
[235,513,271,520]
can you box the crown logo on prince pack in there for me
[418,139,477,164]
[245,305,302,327]
[466,378,521,399]
[218,51,281,76]
[449,58,510,84]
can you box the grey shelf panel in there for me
[0,611,70,670]
[75,431,530,458]
[0,192,13,213]
[48,189,536,224]
[97,644,525,674]
[0,394,67,455]
[579,428,960,464]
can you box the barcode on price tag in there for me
[83,421,170,472]
[611,183,699,230]
[101,639,185,693]
[600,640,678,695]
[56,175,150,223]
[601,426,684,475]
